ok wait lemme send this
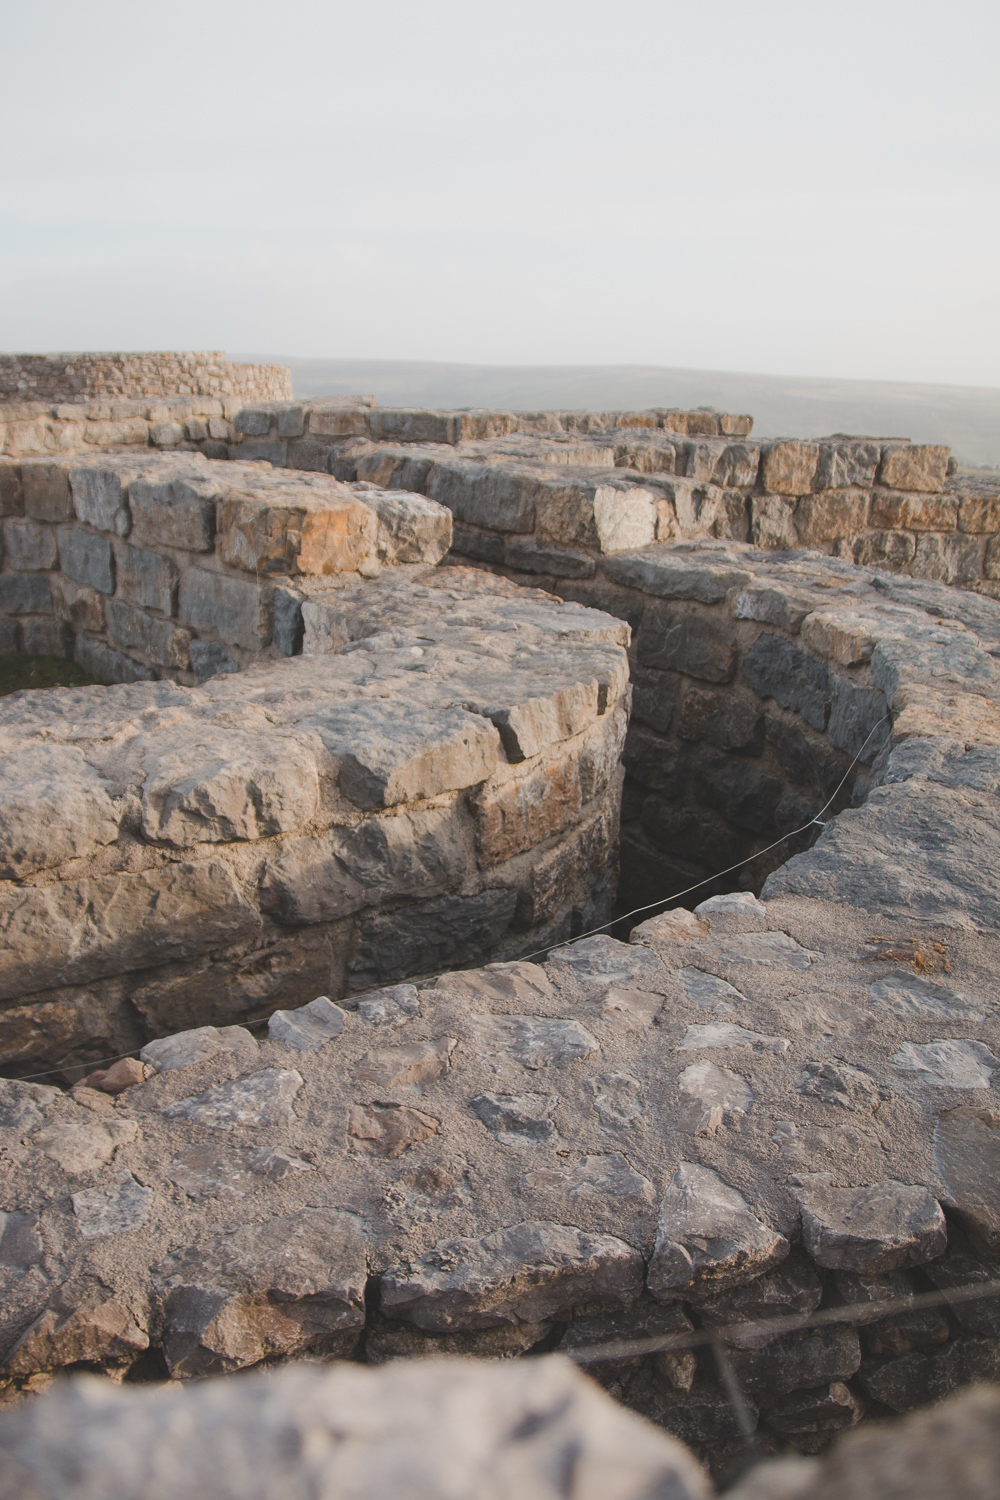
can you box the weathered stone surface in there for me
[217,490,378,576]
[678,1022,789,1054]
[933,1106,1000,1252]
[152,1208,367,1374]
[677,1059,752,1135]
[0,743,118,879]
[56,525,115,594]
[878,442,950,492]
[69,462,135,535]
[730,1325,862,1398]
[129,469,217,551]
[112,538,178,613]
[349,1101,440,1157]
[792,1176,947,1272]
[30,1112,137,1174]
[178,567,273,649]
[471,1091,559,1145]
[0,1356,710,1500]
[161,1068,303,1130]
[141,730,320,844]
[141,1024,257,1072]
[20,460,73,523]
[741,634,831,730]
[0,862,261,1000]
[2,1296,148,1378]
[892,1039,997,1090]
[474,1014,598,1069]
[72,1173,154,1237]
[648,1162,788,1296]
[357,983,420,1028]
[2,518,57,571]
[381,1220,644,1330]
[268,995,345,1051]
[350,889,518,989]
[0,571,53,615]
[638,607,737,683]
[107,599,191,668]
[354,1038,455,1088]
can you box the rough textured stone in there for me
[178,568,273,649]
[268,995,346,1051]
[161,1068,303,1130]
[648,1162,788,1296]
[793,1177,947,1272]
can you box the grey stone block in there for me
[178,568,273,650]
[450,521,505,564]
[273,586,304,656]
[793,1176,947,1273]
[69,465,132,536]
[189,640,240,682]
[827,677,890,762]
[20,460,73,522]
[129,475,217,552]
[106,599,192,669]
[350,889,518,990]
[233,408,272,436]
[233,439,287,466]
[0,619,19,652]
[113,539,179,615]
[648,1161,788,1297]
[816,440,880,490]
[694,753,784,833]
[74,636,156,684]
[504,539,596,578]
[427,461,536,533]
[57,525,115,594]
[0,459,23,518]
[2,518,58,571]
[741,633,831,730]
[22,620,71,658]
[0,573,53,615]
[637,605,737,683]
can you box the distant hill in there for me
[234,355,1000,469]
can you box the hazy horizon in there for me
[236,353,1000,468]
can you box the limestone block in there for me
[760,440,820,495]
[0,1356,710,1500]
[536,477,658,554]
[1,1297,149,1379]
[74,636,155,683]
[308,403,372,437]
[349,889,518,990]
[697,1255,822,1347]
[56,525,115,594]
[473,754,583,863]
[678,1022,789,1054]
[307,700,499,807]
[730,1326,862,1398]
[261,803,468,924]
[106,600,192,669]
[676,685,765,753]
[643,476,723,535]
[367,488,453,565]
[471,1092,559,1145]
[349,1101,439,1157]
[217,491,379,576]
[129,471,218,551]
[800,609,875,665]
[795,490,870,545]
[140,1024,257,1072]
[381,1220,644,1331]
[878,443,950,492]
[141,729,319,844]
[357,983,420,1027]
[268,995,346,1051]
[816,440,880,490]
[792,1176,947,1272]
[677,1060,752,1135]
[178,568,273,650]
[751,494,798,548]
[426,460,538,533]
[0,572,53,614]
[161,1067,303,1131]
[30,1112,138,1174]
[0,861,262,1000]
[693,891,769,934]
[637,606,737,683]
[604,550,753,604]
[112,539,178,614]
[189,640,240,681]
[0,742,119,878]
[152,1208,367,1375]
[854,528,916,568]
[648,1162,788,1297]
[69,463,137,535]
[934,1106,1000,1253]
[22,620,71,657]
[0,458,24,517]
[72,1173,154,1237]
[741,633,831,730]
[870,487,958,530]
[892,1039,997,1090]
[50,574,105,634]
[2,518,56,570]
[503,538,597,578]
[354,1038,456,1088]
[912,532,985,585]
[827,677,889,761]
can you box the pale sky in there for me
[2,0,998,387]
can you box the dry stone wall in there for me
[0,353,290,407]
[0,564,629,1078]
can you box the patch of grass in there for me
[0,653,103,698]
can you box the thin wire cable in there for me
[6,713,890,1085]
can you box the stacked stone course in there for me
[0,353,290,406]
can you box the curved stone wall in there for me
[0,354,290,407]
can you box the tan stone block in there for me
[854,529,916,568]
[794,489,870,545]
[760,440,819,495]
[985,535,1000,581]
[308,405,371,438]
[51,574,106,634]
[82,419,150,447]
[892,685,1000,747]
[750,495,797,549]
[217,493,379,575]
[959,496,1000,533]
[800,610,876,665]
[870,489,959,531]
[911,533,985,586]
[473,755,583,864]
[879,443,950,492]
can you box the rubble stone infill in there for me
[0,353,291,408]
[0,562,629,1077]
[2,881,1000,1473]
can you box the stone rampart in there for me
[0,354,290,407]
[0,563,628,1077]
